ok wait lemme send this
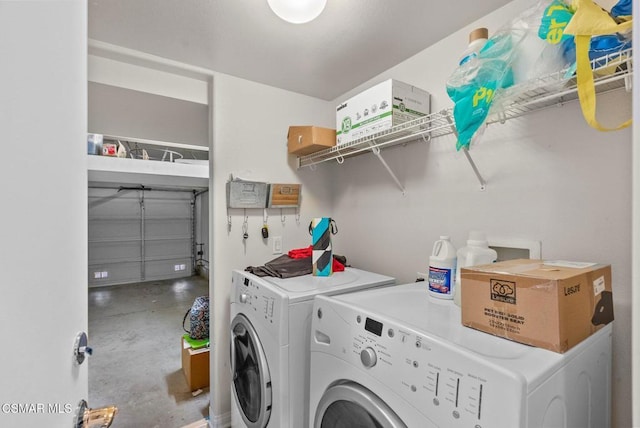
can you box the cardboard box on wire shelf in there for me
[182,336,210,391]
[287,126,336,156]
[336,78,430,146]
[461,259,613,353]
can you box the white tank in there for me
[428,236,457,300]
[453,231,497,306]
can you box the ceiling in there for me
[88,0,512,101]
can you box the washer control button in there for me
[360,347,377,368]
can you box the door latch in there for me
[73,332,93,365]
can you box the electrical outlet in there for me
[273,236,282,254]
[94,272,101,279]
[101,271,108,278]
[180,264,186,271]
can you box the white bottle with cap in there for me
[459,27,489,66]
[453,231,497,306]
[428,236,457,300]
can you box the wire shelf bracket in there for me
[369,140,406,195]
[444,111,487,190]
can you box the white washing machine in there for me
[229,268,395,428]
[309,283,612,428]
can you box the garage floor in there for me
[89,276,210,428]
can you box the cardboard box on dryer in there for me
[461,259,613,353]
[335,79,430,146]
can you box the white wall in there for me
[0,1,88,425]
[327,0,633,426]
[209,72,333,424]
[89,82,209,147]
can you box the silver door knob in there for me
[74,332,93,365]
[360,347,377,368]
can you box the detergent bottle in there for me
[428,236,457,300]
[459,27,489,66]
[453,231,497,306]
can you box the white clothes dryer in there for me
[230,268,395,428]
[309,283,612,428]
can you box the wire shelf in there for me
[298,48,633,169]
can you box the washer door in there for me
[314,382,407,428]
[230,314,272,428]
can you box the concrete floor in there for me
[89,276,210,428]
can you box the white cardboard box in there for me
[336,79,430,146]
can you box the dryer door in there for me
[314,382,407,428]
[231,314,272,428]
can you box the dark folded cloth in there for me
[246,254,312,278]
[246,250,347,279]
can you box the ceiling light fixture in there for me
[267,0,327,24]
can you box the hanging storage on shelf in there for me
[563,0,633,131]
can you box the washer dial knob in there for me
[239,293,249,304]
[360,347,377,368]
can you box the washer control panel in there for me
[317,305,523,427]
[231,272,281,328]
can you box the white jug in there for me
[428,236,457,300]
[454,231,497,306]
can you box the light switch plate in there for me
[272,236,282,254]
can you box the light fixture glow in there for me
[267,0,327,24]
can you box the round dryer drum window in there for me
[231,314,272,427]
[321,400,384,428]
[315,383,406,428]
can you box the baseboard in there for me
[208,406,231,428]
[181,418,210,428]
[197,265,210,280]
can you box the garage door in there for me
[88,187,195,286]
